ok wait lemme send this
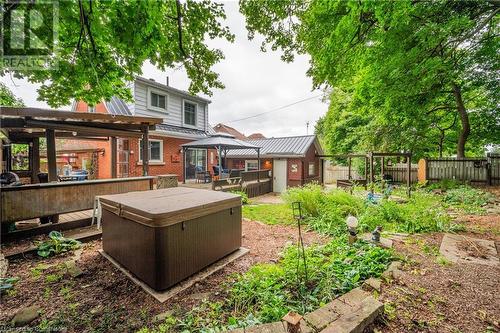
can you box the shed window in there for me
[245,160,259,171]
[139,139,163,162]
[308,162,315,176]
[184,101,197,126]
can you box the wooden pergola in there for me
[0,107,162,182]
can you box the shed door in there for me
[273,159,287,193]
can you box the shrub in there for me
[230,190,249,205]
[442,186,493,213]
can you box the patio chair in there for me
[91,196,102,229]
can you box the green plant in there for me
[230,190,249,205]
[0,277,19,293]
[242,204,294,225]
[442,186,493,213]
[426,179,464,191]
[45,273,62,283]
[37,231,81,258]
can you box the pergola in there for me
[0,107,162,182]
[181,134,261,183]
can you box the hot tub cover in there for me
[99,187,241,227]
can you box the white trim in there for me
[308,162,315,176]
[147,87,169,113]
[182,99,198,128]
[245,159,259,171]
[139,139,164,163]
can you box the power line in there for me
[225,94,323,124]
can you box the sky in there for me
[1,2,328,138]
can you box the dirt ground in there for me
[373,213,500,332]
[0,220,326,332]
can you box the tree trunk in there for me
[452,83,470,158]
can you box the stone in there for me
[244,322,286,333]
[11,305,41,326]
[360,234,393,249]
[363,278,381,292]
[321,296,383,333]
[188,292,211,301]
[304,306,340,331]
[65,260,83,278]
[0,253,8,278]
[439,233,499,267]
[153,310,174,323]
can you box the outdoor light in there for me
[346,215,359,244]
[72,131,77,136]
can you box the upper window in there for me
[183,101,197,127]
[147,87,168,112]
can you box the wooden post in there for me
[111,137,117,178]
[141,125,149,176]
[182,147,187,184]
[31,138,40,183]
[381,157,385,177]
[369,152,374,183]
[364,156,368,189]
[257,148,260,183]
[45,129,57,182]
[348,157,352,180]
[407,154,412,197]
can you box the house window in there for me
[183,101,197,126]
[308,162,315,176]
[139,139,163,163]
[245,160,259,171]
[147,87,168,112]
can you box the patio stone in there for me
[321,296,383,333]
[439,233,499,267]
[11,305,40,326]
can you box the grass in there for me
[242,204,294,225]
[139,236,393,332]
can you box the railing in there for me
[211,170,272,197]
[1,176,155,224]
[241,169,271,183]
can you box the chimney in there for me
[166,76,169,86]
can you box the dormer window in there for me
[183,100,197,127]
[147,87,168,112]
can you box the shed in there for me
[225,135,323,192]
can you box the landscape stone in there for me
[0,253,8,278]
[188,292,211,301]
[321,296,383,333]
[153,310,174,323]
[11,305,40,326]
[363,277,381,292]
[65,260,84,278]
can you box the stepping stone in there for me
[11,305,40,326]
[439,233,499,266]
[362,277,381,292]
[360,234,393,249]
[65,260,83,278]
[245,322,286,333]
[321,296,383,333]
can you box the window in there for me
[308,162,315,176]
[139,139,163,163]
[147,87,168,112]
[183,100,197,126]
[245,160,259,171]
[185,148,207,179]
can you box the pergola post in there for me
[257,148,260,182]
[369,152,374,184]
[31,137,40,183]
[111,137,117,178]
[407,153,412,197]
[182,147,187,184]
[46,129,57,182]
[217,145,223,178]
[141,125,149,176]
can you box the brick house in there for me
[225,135,323,192]
[72,77,217,181]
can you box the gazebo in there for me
[181,134,261,183]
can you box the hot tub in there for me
[99,187,242,290]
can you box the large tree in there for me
[0,82,25,107]
[240,0,499,157]
[1,0,234,107]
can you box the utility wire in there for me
[225,94,323,124]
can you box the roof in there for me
[181,134,261,150]
[105,96,132,116]
[155,123,209,138]
[247,133,266,140]
[136,76,211,104]
[213,123,247,140]
[226,135,322,158]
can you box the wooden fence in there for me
[420,154,500,185]
[212,169,272,198]
[384,164,418,183]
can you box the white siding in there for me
[133,80,207,130]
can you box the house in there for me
[247,133,266,140]
[225,135,323,192]
[213,123,247,140]
[72,77,217,181]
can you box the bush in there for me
[442,186,493,212]
[36,231,81,258]
[426,179,464,191]
[230,190,249,205]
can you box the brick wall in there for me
[74,101,108,114]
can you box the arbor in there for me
[241,0,499,157]
[1,0,234,107]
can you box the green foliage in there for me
[241,0,500,157]
[230,190,249,205]
[0,277,19,293]
[140,238,392,332]
[2,1,234,106]
[0,82,24,106]
[426,179,464,191]
[442,186,494,213]
[242,204,294,225]
[37,231,81,258]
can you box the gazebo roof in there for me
[181,134,260,150]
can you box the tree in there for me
[241,0,499,157]
[1,0,234,107]
[0,82,25,107]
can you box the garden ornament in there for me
[282,311,303,333]
[372,226,382,243]
[346,216,359,244]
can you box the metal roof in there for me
[226,135,320,158]
[155,123,209,138]
[181,134,261,150]
[105,96,132,116]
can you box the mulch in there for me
[0,219,326,332]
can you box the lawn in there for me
[242,203,294,225]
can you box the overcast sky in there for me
[1,2,327,138]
